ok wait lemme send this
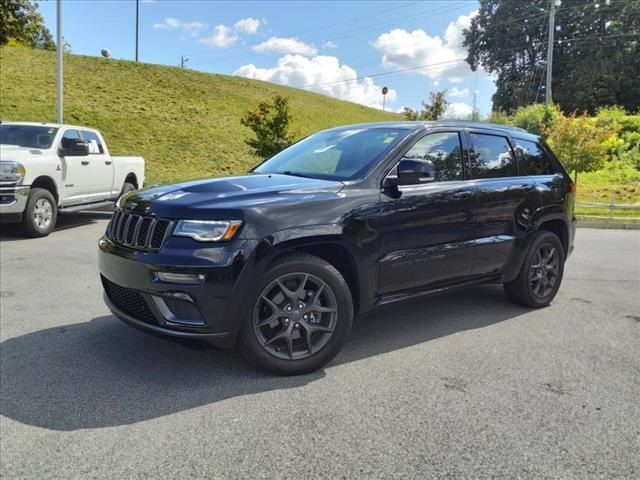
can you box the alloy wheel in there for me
[253,272,338,360]
[33,198,53,229]
[529,244,559,298]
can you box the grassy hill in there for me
[0,47,397,183]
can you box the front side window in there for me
[254,127,409,181]
[514,138,557,175]
[469,133,516,179]
[403,132,463,181]
[0,125,58,149]
[81,130,105,154]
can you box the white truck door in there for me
[58,129,93,206]
[80,130,114,201]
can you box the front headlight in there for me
[173,220,242,242]
[0,161,26,183]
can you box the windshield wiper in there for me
[278,171,320,179]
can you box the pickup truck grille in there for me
[107,209,172,251]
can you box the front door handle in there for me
[105,160,112,165]
[81,160,90,166]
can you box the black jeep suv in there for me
[99,121,575,375]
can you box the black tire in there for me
[21,188,57,238]
[119,182,136,199]
[504,230,565,308]
[239,252,354,375]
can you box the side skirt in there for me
[376,274,502,307]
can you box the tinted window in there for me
[515,139,557,175]
[81,130,105,154]
[255,127,408,181]
[60,129,80,149]
[469,133,516,179]
[403,132,463,181]
[0,125,58,149]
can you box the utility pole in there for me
[135,0,139,62]
[180,56,189,69]
[56,0,63,123]
[545,0,558,106]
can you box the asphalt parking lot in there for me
[1,216,639,479]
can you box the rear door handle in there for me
[105,160,112,165]
[81,160,90,166]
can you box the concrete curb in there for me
[577,221,640,230]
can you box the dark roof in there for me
[328,120,539,140]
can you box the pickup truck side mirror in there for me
[60,139,90,157]
[397,158,436,186]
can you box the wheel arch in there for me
[535,215,569,258]
[124,172,138,189]
[30,176,59,204]
[259,233,362,316]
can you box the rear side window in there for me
[469,133,516,179]
[403,132,463,181]
[81,130,105,154]
[514,139,557,175]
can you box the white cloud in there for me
[253,37,317,56]
[200,25,238,48]
[448,87,470,98]
[372,10,485,83]
[444,102,473,119]
[153,17,207,37]
[234,17,260,34]
[323,40,337,49]
[234,55,397,110]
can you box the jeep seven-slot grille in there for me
[101,276,156,325]
[107,209,172,251]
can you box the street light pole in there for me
[135,0,139,62]
[545,0,557,106]
[56,0,63,123]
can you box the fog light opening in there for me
[155,272,205,284]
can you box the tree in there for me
[464,0,640,114]
[401,91,448,121]
[543,112,617,182]
[241,95,294,158]
[0,0,55,50]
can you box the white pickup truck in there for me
[0,122,145,237]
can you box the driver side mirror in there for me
[397,158,436,186]
[60,139,90,157]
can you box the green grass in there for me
[0,47,397,183]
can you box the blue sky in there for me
[38,0,495,116]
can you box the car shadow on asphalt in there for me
[0,285,531,431]
[0,210,112,241]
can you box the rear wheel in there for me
[119,182,136,199]
[504,230,565,308]
[21,188,57,237]
[239,253,353,375]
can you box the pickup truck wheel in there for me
[21,188,57,237]
[503,230,565,308]
[119,182,136,198]
[239,252,354,375]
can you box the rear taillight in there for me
[569,182,577,196]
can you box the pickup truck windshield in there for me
[0,125,59,149]
[255,127,409,181]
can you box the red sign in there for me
[382,86,389,95]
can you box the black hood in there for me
[121,174,344,219]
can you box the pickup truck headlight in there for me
[0,161,26,183]
[173,220,242,242]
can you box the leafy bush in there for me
[543,112,617,181]
[241,95,294,159]
[511,103,562,135]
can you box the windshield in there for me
[0,125,59,149]
[255,127,409,181]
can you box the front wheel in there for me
[239,253,354,375]
[504,230,565,308]
[21,188,57,237]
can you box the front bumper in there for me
[0,185,29,219]
[98,236,259,348]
